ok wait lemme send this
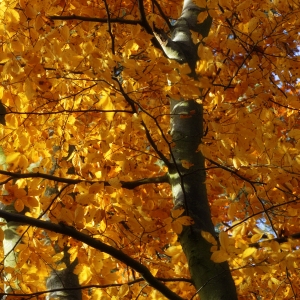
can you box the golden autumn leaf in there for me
[242,247,257,259]
[181,159,194,169]
[171,220,183,234]
[171,208,185,218]
[194,0,207,7]
[201,231,217,245]
[211,249,230,263]
[14,199,24,212]
[176,216,194,226]
[108,178,122,188]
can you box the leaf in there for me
[14,199,24,212]
[110,153,127,161]
[181,159,194,169]
[108,178,122,188]
[171,208,185,218]
[165,245,182,256]
[194,0,207,7]
[201,231,217,245]
[250,233,264,243]
[197,11,208,24]
[219,231,230,252]
[89,182,104,194]
[176,216,194,226]
[5,9,20,25]
[171,220,183,234]
[211,249,230,263]
[52,252,64,262]
[6,152,20,165]
[242,247,257,259]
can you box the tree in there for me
[0,0,300,299]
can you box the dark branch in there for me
[206,158,265,185]
[112,77,171,167]
[0,277,192,298]
[0,170,169,189]
[0,210,183,300]
[250,232,300,248]
[138,0,153,34]
[152,0,171,29]
[48,15,142,25]
[103,0,115,55]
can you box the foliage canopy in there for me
[0,0,300,299]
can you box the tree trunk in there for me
[46,247,82,300]
[169,100,237,299]
[165,0,238,298]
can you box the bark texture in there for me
[169,101,237,299]
[163,0,238,299]
[46,248,82,300]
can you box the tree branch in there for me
[0,277,192,298]
[138,0,153,34]
[0,170,169,189]
[103,0,115,55]
[48,15,142,25]
[112,77,171,167]
[152,0,171,29]
[0,210,183,300]
[205,158,265,185]
[249,232,300,249]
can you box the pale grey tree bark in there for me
[161,0,238,298]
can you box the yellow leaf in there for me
[270,241,280,252]
[171,221,183,234]
[56,263,66,271]
[26,197,40,208]
[287,206,298,216]
[171,208,185,218]
[118,284,129,298]
[68,247,78,263]
[89,182,104,194]
[110,153,127,161]
[18,155,28,170]
[201,230,217,245]
[165,245,182,256]
[78,265,92,285]
[280,242,291,251]
[211,249,230,263]
[52,252,64,262]
[181,159,194,169]
[108,178,122,188]
[219,231,230,252]
[197,11,208,24]
[242,247,257,259]
[14,199,24,212]
[76,194,95,205]
[194,0,207,7]
[227,203,237,219]
[232,157,241,169]
[5,8,20,25]
[14,188,26,198]
[5,115,19,129]
[236,1,251,11]
[250,233,263,243]
[176,216,194,226]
